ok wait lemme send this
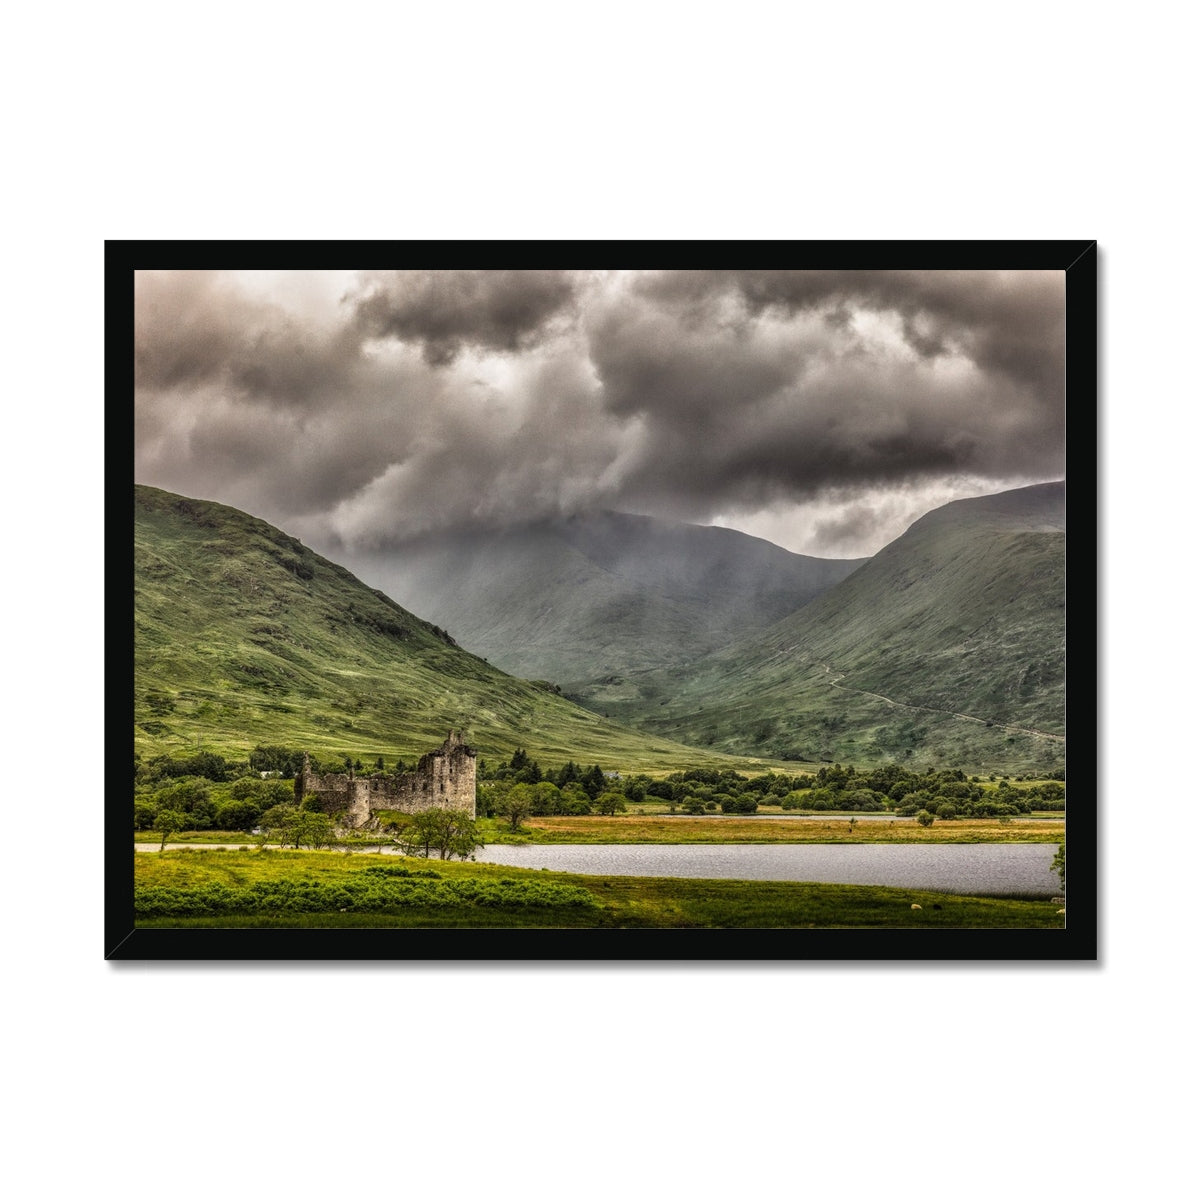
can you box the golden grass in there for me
[491,814,1064,844]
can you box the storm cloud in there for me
[134,267,1066,558]
[353,269,580,365]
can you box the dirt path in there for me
[819,663,1065,743]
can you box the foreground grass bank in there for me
[134,849,1065,929]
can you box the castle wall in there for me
[296,732,476,827]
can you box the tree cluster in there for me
[476,749,622,822]
[376,807,484,860]
[768,764,1065,817]
[134,772,295,833]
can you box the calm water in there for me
[474,842,1060,896]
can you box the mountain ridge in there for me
[133,484,790,773]
[336,509,867,688]
[588,482,1067,774]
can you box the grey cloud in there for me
[352,270,580,365]
[638,269,1065,395]
[134,268,1067,558]
[580,270,1064,524]
[135,270,360,405]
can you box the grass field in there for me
[134,813,1064,847]
[133,848,1065,929]
[479,814,1065,844]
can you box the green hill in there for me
[338,510,864,695]
[593,483,1067,775]
[133,485,787,773]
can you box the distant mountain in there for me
[595,483,1068,775]
[337,511,866,691]
[133,486,782,773]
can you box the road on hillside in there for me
[819,662,1065,743]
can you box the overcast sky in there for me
[134,268,1065,559]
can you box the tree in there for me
[258,803,300,845]
[531,780,562,815]
[214,798,262,833]
[515,759,543,784]
[558,784,592,814]
[259,808,336,849]
[153,775,211,814]
[153,809,186,850]
[398,808,483,860]
[916,809,935,827]
[249,745,305,777]
[294,811,336,849]
[498,784,535,830]
[1052,843,1065,891]
[596,791,627,816]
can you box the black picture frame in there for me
[110,240,1097,962]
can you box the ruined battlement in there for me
[295,731,476,827]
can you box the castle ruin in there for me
[295,731,476,827]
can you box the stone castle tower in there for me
[295,731,476,827]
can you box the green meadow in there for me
[134,849,1065,930]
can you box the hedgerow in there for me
[134,874,601,917]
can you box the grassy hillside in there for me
[338,511,864,690]
[595,484,1067,775]
[133,486,789,774]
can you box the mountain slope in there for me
[133,486,786,772]
[597,483,1067,774]
[337,511,865,689]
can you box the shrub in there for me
[134,875,601,917]
[936,802,957,820]
[558,792,593,815]
[916,809,935,827]
[213,798,263,832]
[719,793,758,814]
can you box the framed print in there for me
[110,241,1096,961]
